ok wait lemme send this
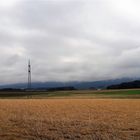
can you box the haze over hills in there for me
[0,78,138,90]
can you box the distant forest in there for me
[107,80,140,89]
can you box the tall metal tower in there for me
[28,60,31,89]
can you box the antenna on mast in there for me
[28,59,31,89]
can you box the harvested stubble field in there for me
[0,99,140,140]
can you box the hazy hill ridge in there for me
[0,78,137,89]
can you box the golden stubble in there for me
[0,99,139,140]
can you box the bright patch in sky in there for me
[0,0,18,7]
[112,0,140,20]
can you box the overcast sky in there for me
[0,0,140,84]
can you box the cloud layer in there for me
[0,0,140,84]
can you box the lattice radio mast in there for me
[28,60,31,89]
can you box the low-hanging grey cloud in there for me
[0,0,140,84]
